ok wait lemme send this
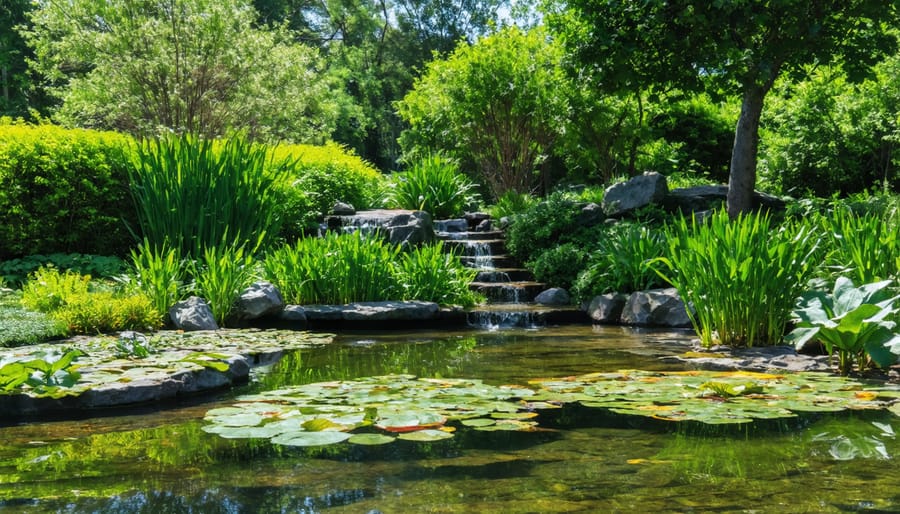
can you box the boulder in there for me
[475,219,493,232]
[602,172,668,216]
[331,201,356,215]
[169,296,219,331]
[303,301,440,322]
[621,288,692,327]
[534,288,571,306]
[464,212,491,229]
[665,185,787,214]
[236,281,284,320]
[279,305,308,329]
[586,293,628,323]
[434,219,469,233]
[577,202,606,227]
[326,209,434,246]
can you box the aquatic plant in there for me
[189,243,258,326]
[0,349,84,397]
[821,206,900,284]
[388,152,479,219]
[788,277,900,375]
[395,242,481,307]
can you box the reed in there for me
[821,206,900,284]
[129,239,186,317]
[395,242,480,307]
[190,243,258,326]
[389,153,479,219]
[655,210,821,347]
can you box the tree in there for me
[22,0,344,143]
[0,0,51,117]
[397,26,570,199]
[549,1,900,214]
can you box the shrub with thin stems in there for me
[264,231,401,305]
[389,153,479,219]
[573,223,669,300]
[128,239,186,318]
[395,242,481,307]
[129,133,288,259]
[190,244,258,326]
[654,209,821,348]
[820,205,899,285]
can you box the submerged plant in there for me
[788,277,900,375]
[655,209,820,347]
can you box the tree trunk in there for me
[727,85,767,218]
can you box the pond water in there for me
[1,325,898,513]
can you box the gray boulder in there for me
[586,293,628,323]
[279,305,308,329]
[434,219,469,233]
[665,185,786,214]
[602,172,668,216]
[236,281,284,320]
[303,301,440,322]
[534,288,571,306]
[169,296,219,331]
[326,209,434,246]
[331,201,356,215]
[621,288,692,327]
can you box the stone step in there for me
[469,281,546,303]
[459,254,517,269]
[442,239,507,256]
[466,303,589,328]
[474,268,534,283]
[436,230,505,241]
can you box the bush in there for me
[130,134,288,259]
[488,190,539,220]
[388,153,480,219]
[273,142,387,237]
[395,242,481,307]
[0,253,127,288]
[527,243,588,291]
[572,223,669,300]
[505,191,604,263]
[656,210,821,348]
[0,122,137,260]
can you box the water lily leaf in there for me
[202,425,285,439]
[397,429,454,442]
[208,413,264,427]
[461,418,495,427]
[890,403,900,418]
[347,433,395,446]
[271,431,351,447]
[302,418,347,432]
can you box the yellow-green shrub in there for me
[0,121,137,259]
[270,142,387,237]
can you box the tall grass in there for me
[655,210,821,347]
[129,134,288,259]
[190,243,258,326]
[395,242,480,307]
[821,205,899,284]
[573,223,669,299]
[129,239,186,317]
[389,153,479,219]
[264,231,401,305]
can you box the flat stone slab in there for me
[304,301,440,321]
[662,344,832,373]
[0,329,334,420]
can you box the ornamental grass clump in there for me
[128,239,186,317]
[190,243,258,326]
[655,209,821,348]
[129,134,288,259]
[821,206,900,284]
[395,242,481,307]
[264,231,401,305]
[389,153,479,219]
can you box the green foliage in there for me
[505,191,602,263]
[572,223,669,300]
[488,191,539,220]
[0,253,126,288]
[388,153,479,219]
[128,240,186,319]
[0,291,66,348]
[397,26,569,199]
[264,232,401,305]
[113,333,157,359]
[23,0,343,142]
[789,278,900,375]
[527,243,587,291]
[0,348,84,395]
[273,142,386,237]
[821,205,900,285]
[0,122,137,260]
[130,134,288,259]
[655,210,821,348]
[21,267,162,335]
[394,242,480,307]
[190,244,258,327]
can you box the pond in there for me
[1,325,898,513]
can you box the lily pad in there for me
[271,431,351,447]
[397,429,454,442]
[347,433,395,446]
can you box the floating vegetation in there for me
[203,370,900,446]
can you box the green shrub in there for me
[488,190,538,220]
[190,244,257,326]
[0,291,67,347]
[0,253,127,288]
[264,231,401,305]
[655,210,821,348]
[573,223,669,300]
[527,243,587,291]
[0,122,137,260]
[273,142,386,237]
[388,153,479,219]
[20,267,161,334]
[395,242,481,307]
[505,191,604,263]
[130,133,288,259]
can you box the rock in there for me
[302,301,440,322]
[663,344,832,373]
[534,288,571,306]
[434,219,469,233]
[279,305,308,329]
[331,201,356,215]
[169,296,219,331]
[577,202,606,227]
[464,212,491,229]
[586,293,628,323]
[602,172,668,217]
[326,209,434,246]
[621,288,692,327]
[475,219,492,232]
[665,185,787,214]
[302,305,345,321]
[236,281,284,320]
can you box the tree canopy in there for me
[549,0,900,215]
